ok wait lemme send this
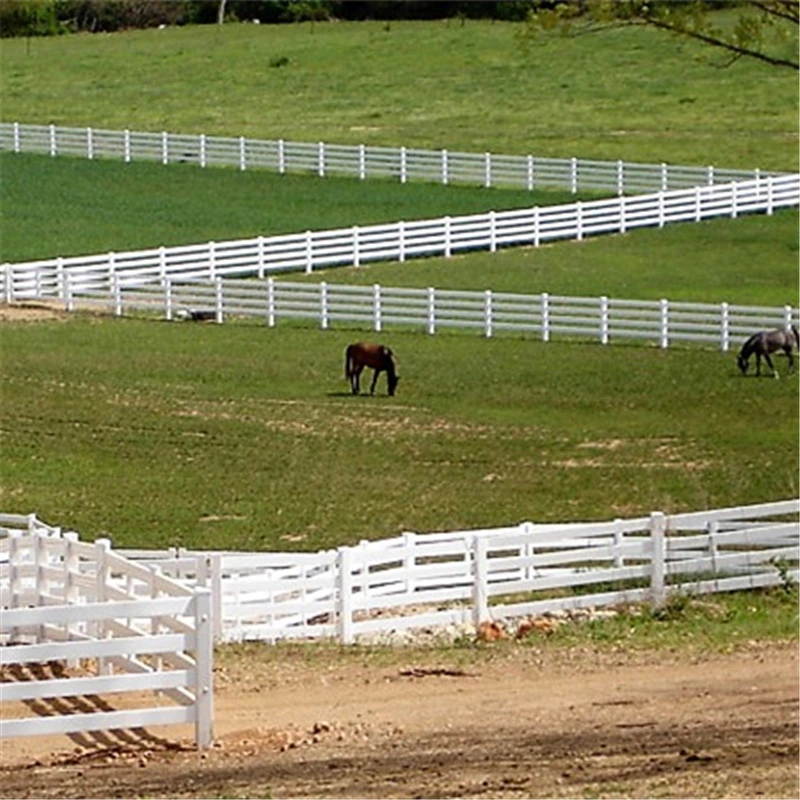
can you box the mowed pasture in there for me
[1,14,798,555]
[2,311,798,552]
[0,17,797,170]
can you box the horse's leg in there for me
[351,366,362,394]
[763,352,778,378]
[786,346,795,374]
[369,367,381,395]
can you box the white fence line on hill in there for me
[36,276,800,353]
[0,515,213,748]
[0,121,782,195]
[3,173,799,305]
[3,502,797,647]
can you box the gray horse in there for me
[737,325,799,378]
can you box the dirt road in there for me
[1,640,797,798]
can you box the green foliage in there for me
[0,0,62,37]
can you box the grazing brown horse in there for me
[737,325,799,378]
[345,342,399,396]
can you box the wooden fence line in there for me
[38,276,800,354]
[0,121,782,195]
[5,501,795,648]
[0,525,213,748]
[3,174,798,305]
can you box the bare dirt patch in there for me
[0,303,68,323]
[1,641,797,798]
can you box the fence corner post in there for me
[194,587,214,749]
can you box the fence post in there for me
[570,157,577,193]
[427,287,436,335]
[489,210,497,253]
[8,532,21,642]
[161,131,169,165]
[257,235,265,278]
[533,206,540,247]
[400,146,407,184]
[305,231,313,274]
[484,152,491,188]
[94,538,112,675]
[527,154,534,191]
[267,277,275,327]
[3,264,12,304]
[193,587,214,749]
[720,302,729,352]
[64,269,73,313]
[320,281,328,330]
[731,181,738,219]
[124,129,131,163]
[600,296,609,345]
[49,123,56,157]
[200,133,206,168]
[612,519,625,569]
[649,512,666,607]
[659,298,669,348]
[208,241,216,281]
[112,271,122,317]
[353,225,360,267]
[658,191,665,228]
[278,139,285,174]
[661,162,668,192]
[359,143,366,180]
[318,141,325,178]
[766,175,774,216]
[541,292,550,342]
[13,121,20,153]
[87,126,94,160]
[444,216,452,258]
[398,220,406,262]
[403,532,416,597]
[164,275,172,321]
[239,136,246,171]
[784,304,793,330]
[484,289,493,338]
[576,201,583,241]
[441,149,449,185]
[373,284,381,333]
[215,276,223,324]
[616,160,624,196]
[472,534,489,627]
[619,195,627,234]
[337,546,354,645]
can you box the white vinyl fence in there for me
[0,121,780,195]
[3,173,799,306]
[120,499,798,645]
[0,514,213,748]
[41,276,800,353]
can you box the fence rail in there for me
[28,276,800,353]
[0,517,213,748]
[4,502,797,647]
[0,121,782,195]
[3,173,798,307]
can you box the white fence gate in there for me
[0,514,213,748]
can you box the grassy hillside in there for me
[2,316,797,550]
[1,18,796,170]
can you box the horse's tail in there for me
[344,344,353,378]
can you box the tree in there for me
[522,1,799,70]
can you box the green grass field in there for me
[2,316,797,551]
[0,152,600,263]
[1,18,797,170]
[0,16,797,572]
